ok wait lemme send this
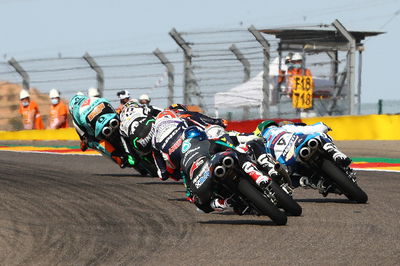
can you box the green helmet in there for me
[254,120,279,136]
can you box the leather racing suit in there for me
[69,94,134,167]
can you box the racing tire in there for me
[321,159,368,203]
[237,178,287,225]
[270,182,302,216]
[134,164,149,176]
[140,160,159,177]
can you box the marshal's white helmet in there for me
[49,88,60,98]
[139,94,150,102]
[88,87,100,98]
[292,53,303,61]
[19,90,30,100]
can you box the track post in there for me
[153,48,175,106]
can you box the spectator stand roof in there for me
[259,25,384,51]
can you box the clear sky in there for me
[0,0,399,103]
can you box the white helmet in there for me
[292,53,303,61]
[76,91,85,96]
[49,88,60,98]
[19,90,30,100]
[88,87,100,98]
[139,94,150,102]
[117,90,130,99]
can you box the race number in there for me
[290,75,313,109]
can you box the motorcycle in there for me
[192,150,288,225]
[205,126,302,216]
[184,133,305,225]
[262,130,368,203]
[119,101,159,177]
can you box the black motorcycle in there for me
[119,101,159,177]
[185,147,289,225]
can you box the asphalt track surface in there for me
[0,141,399,265]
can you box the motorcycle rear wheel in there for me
[270,182,302,216]
[237,178,287,225]
[321,159,368,203]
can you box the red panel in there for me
[226,118,302,133]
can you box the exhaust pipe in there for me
[222,156,234,168]
[102,126,112,137]
[299,147,311,159]
[307,138,319,149]
[214,165,226,178]
[109,119,120,129]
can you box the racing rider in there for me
[69,94,136,168]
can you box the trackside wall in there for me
[0,114,399,141]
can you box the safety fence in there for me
[0,20,396,131]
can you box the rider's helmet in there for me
[117,90,130,100]
[254,120,279,136]
[184,126,207,141]
[168,103,188,112]
[88,87,100,98]
[278,120,294,126]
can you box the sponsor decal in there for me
[87,103,105,121]
[183,151,200,167]
[281,135,297,155]
[137,126,155,147]
[160,127,179,149]
[81,99,91,107]
[194,170,210,189]
[168,138,183,154]
[182,139,191,153]
[189,157,205,179]
[182,146,201,167]
[271,131,286,146]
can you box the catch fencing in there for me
[0,21,398,130]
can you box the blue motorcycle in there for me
[261,125,368,203]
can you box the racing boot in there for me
[242,161,272,188]
[323,143,351,167]
[210,198,233,212]
[257,153,279,180]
